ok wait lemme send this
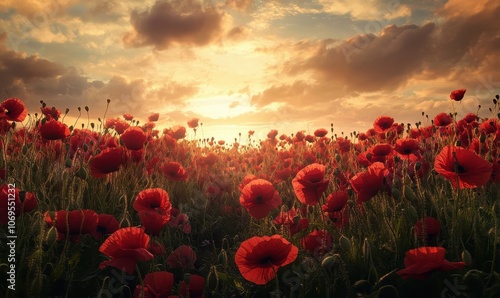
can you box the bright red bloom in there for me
[273,207,309,236]
[450,89,466,101]
[148,113,159,122]
[267,129,278,139]
[19,191,37,213]
[373,116,394,133]
[322,189,349,213]
[99,227,154,274]
[166,125,186,140]
[350,162,389,203]
[292,163,329,205]
[239,179,282,219]
[41,106,61,120]
[123,113,134,121]
[0,98,28,122]
[397,247,465,280]
[39,119,70,140]
[91,214,120,240]
[394,138,420,156]
[120,126,147,150]
[114,118,130,134]
[414,217,441,242]
[179,274,205,298]
[133,271,174,298]
[433,112,453,127]
[235,235,298,285]
[139,211,169,236]
[300,229,333,256]
[434,146,492,188]
[167,245,197,269]
[54,209,99,242]
[187,118,199,128]
[89,147,124,178]
[314,128,328,138]
[160,161,189,182]
[133,188,172,215]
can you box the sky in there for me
[1,0,499,143]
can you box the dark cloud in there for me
[254,0,500,108]
[122,0,227,50]
[0,33,197,118]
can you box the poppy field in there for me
[1,90,500,298]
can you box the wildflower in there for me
[235,235,298,285]
[397,247,465,280]
[160,161,189,182]
[292,163,329,205]
[414,217,441,242]
[0,98,28,122]
[300,229,333,256]
[39,119,70,140]
[434,146,492,188]
[187,118,199,128]
[239,179,281,219]
[99,227,154,274]
[133,271,174,298]
[120,126,147,150]
[373,116,394,133]
[148,113,159,122]
[89,147,124,178]
[54,209,99,242]
[167,245,197,269]
[450,89,466,101]
[91,214,120,240]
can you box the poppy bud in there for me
[386,208,392,218]
[377,285,398,297]
[65,158,72,168]
[45,226,58,245]
[321,255,335,270]
[218,249,228,269]
[461,250,472,266]
[22,145,28,155]
[391,188,401,200]
[183,273,191,284]
[353,280,371,296]
[362,238,371,260]
[76,167,87,180]
[339,235,351,253]
[406,205,418,223]
[404,185,417,202]
[207,266,219,293]
[480,133,486,143]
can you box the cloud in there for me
[224,0,254,12]
[318,0,411,21]
[0,34,198,118]
[122,0,228,50]
[226,26,248,41]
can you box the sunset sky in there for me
[1,0,499,143]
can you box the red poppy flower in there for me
[54,209,99,242]
[414,217,441,242]
[167,245,197,269]
[373,116,394,133]
[235,235,298,285]
[292,163,329,205]
[322,189,349,213]
[179,274,205,298]
[300,229,333,256]
[394,138,420,156]
[89,147,124,178]
[133,188,172,214]
[397,247,465,280]
[133,271,174,298]
[187,118,199,128]
[368,143,393,163]
[350,162,389,203]
[450,89,466,101]
[99,227,154,274]
[120,126,147,150]
[114,118,130,134]
[165,125,186,140]
[239,179,282,219]
[19,191,37,213]
[0,184,21,224]
[274,207,309,236]
[267,129,278,139]
[149,239,166,256]
[123,113,134,121]
[314,128,328,138]
[39,119,70,140]
[91,214,120,240]
[433,112,453,127]
[148,113,159,122]
[41,106,61,120]
[0,98,28,122]
[434,146,492,188]
[139,211,169,236]
[160,161,189,182]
